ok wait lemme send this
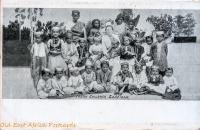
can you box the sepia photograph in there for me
[2,8,200,100]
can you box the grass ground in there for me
[2,43,200,100]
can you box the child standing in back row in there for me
[31,31,48,88]
[150,31,168,76]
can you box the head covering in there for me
[85,60,93,66]
[70,67,79,73]
[65,32,73,39]
[121,62,129,67]
[123,35,130,41]
[101,60,109,67]
[128,15,140,27]
[34,31,43,37]
[115,14,124,22]
[72,10,80,15]
[55,67,64,73]
[151,65,159,70]
[156,31,164,35]
[79,38,86,43]
[41,68,51,76]
[52,26,61,32]
[94,36,101,42]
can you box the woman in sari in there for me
[65,10,86,45]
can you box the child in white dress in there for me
[67,67,88,94]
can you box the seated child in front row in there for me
[146,65,166,95]
[51,67,68,96]
[129,64,149,95]
[162,68,181,100]
[89,36,103,70]
[95,61,116,93]
[37,68,57,99]
[81,60,97,92]
[113,62,134,95]
[76,38,89,68]
[67,67,88,94]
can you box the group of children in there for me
[30,17,181,100]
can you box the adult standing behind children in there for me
[65,10,86,45]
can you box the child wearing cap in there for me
[113,62,134,95]
[76,38,89,68]
[146,65,166,95]
[150,31,168,76]
[95,61,116,93]
[30,31,48,88]
[67,67,88,94]
[47,26,68,74]
[81,61,97,92]
[37,68,57,99]
[119,35,135,73]
[162,68,181,100]
[63,32,79,69]
[51,67,68,96]
[89,36,103,70]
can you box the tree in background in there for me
[15,8,44,43]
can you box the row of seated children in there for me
[37,60,181,100]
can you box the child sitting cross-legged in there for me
[67,67,88,94]
[129,64,149,95]
[81,60,97,92]
[37,68,57,99]
[94,61,116,93]
[113,62,134,95]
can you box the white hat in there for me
[35,31,43,37]
[156,31,164,35]
[106,22,112,26]
[52,26,61,31]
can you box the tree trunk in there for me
[19,12,21,41]
[30,8,34,44]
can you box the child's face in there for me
[85,66,92,74]
[102,64,109,73]
[72,70,79,76]
[128,21,135,29]
[52,30,60,38]
[156,34,164,42]
[93,21,100,28]
[79,40,85,47]
[111,42,118,48]
[35,36,42,43]
[124,38,130,46]
[151,69,159,75]
[135,66,142,74]
[117,18,123,25]
[135,41,141,46]
[94,41,100,45]
[106,26,113,35]
[121,65,129,73]
[101,22,106,28]
[165,70,173,77]
[56,71,63,79]
[66,38,72,44]
[42,73,50,81]
[72,13,80,22]
[146,38,153,45]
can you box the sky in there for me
[3,8,200,42]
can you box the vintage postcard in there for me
[1,0,200,129]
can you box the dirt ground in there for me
[2,43,200,100]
